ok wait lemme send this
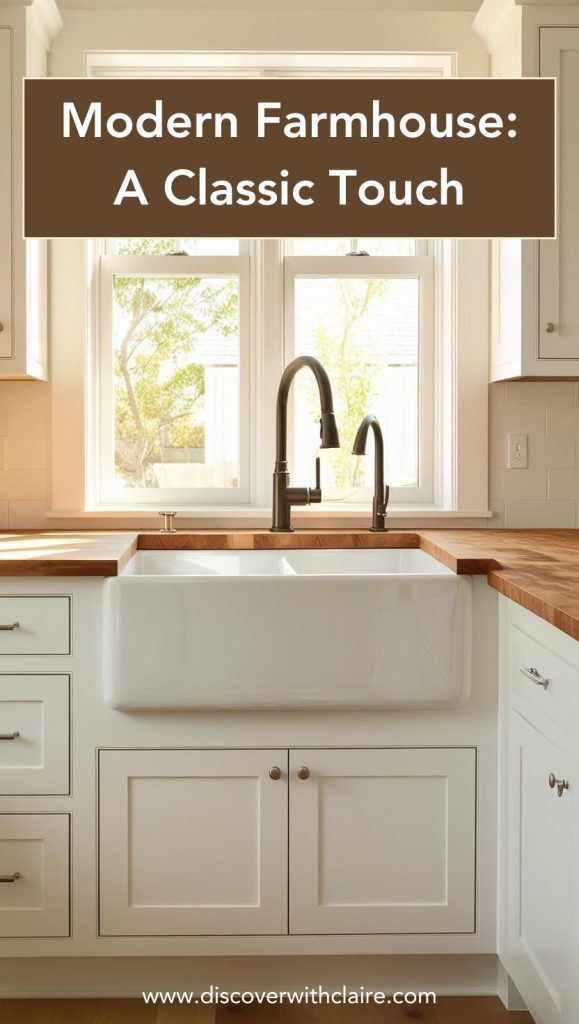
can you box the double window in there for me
[94,237,435,509]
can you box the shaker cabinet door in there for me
[289,747,476,935]
[99,748,288,936]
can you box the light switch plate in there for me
[508,433,528,469]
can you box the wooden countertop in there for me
[2,527,579,640]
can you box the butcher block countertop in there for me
[2,527,579,639]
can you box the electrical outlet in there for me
[508,433,528,469]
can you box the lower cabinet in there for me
[508,712,574,1024]
[0,814,70,937]
[98,746,476,937]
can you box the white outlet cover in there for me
[508,433,528,469]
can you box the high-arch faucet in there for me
[352,413,390,531]
[271,356,340,532]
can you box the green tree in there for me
[112,241,238,487]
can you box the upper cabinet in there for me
[475,1,579,379]
[0,1,61,380]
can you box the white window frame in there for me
[49,50,490,524]
[284,254,435,505]
[96,252,251,508]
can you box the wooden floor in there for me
[0,997,534,1023]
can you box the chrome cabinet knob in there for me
[545,322,556,334]
[269,766,282,780]
[549,772,570,797]
[297,766,310,780]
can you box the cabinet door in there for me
[508,712,573,1024]
[99,749,288,936]
[0,29,12,359]
[289,747,476,934]
[0,814,69,937]
[539,28,579,359]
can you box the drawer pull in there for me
[520,666,549,689]
[0,872,21,883]
[549,773,570,797]
[0,622,20,632]
[0,732,19,740]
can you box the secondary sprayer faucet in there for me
[271,356,340,532]
[352,414,390,531]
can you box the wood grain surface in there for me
[1,526,579,643]
[0,996,534,1023]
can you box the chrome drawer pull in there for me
[520,666,549,689]
[0,732,19,740]
[549,773,570,798]
[0,622,20,632]
[0,872,21,883]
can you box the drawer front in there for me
[0,597,70,656]
[511,624,579,736]
[0,676,70,794]
[0,815,70,937]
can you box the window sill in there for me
[45,507,493,529]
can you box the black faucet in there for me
[352,414,390,531]
[271,356,340,532]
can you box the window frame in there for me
[283,253,434,505]
[48,50,490,525]
[96,252,251,508]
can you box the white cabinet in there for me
[477,5,579,378]
[0,814,69,937]
[0,3,60,379]
[99,746,477,938]
[0,675,70,794]
[508,712,573,1024]
[289,747,476,935]
[501,600,579,1024]
[99,748,289,936]
[538,28,579,362]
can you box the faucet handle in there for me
[310,456,322,504]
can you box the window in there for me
[49,50,487,522]
[93,237,435,509]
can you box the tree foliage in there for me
[113,245,238,487]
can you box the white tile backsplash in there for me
[0,382,50,527]
[490,381,579,527]
[0,379,578,531]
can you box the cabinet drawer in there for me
[0,814,69,937]
[511,625,579,737]
[0,676,70,794]
[0,597,70,656]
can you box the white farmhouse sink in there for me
[103,548,471,710]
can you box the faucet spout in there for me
[272,356,340,532]
[352,414,389,532]
[275,355,339,467]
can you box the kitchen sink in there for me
[103,548,471,710]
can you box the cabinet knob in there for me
[549,772,569,797]
[544,322,556,334]
[297,766,310,780]
[268,766,282,781]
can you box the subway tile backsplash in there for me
[0,382,50,528]
[490,381,579,528]
[0,380,578,530]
